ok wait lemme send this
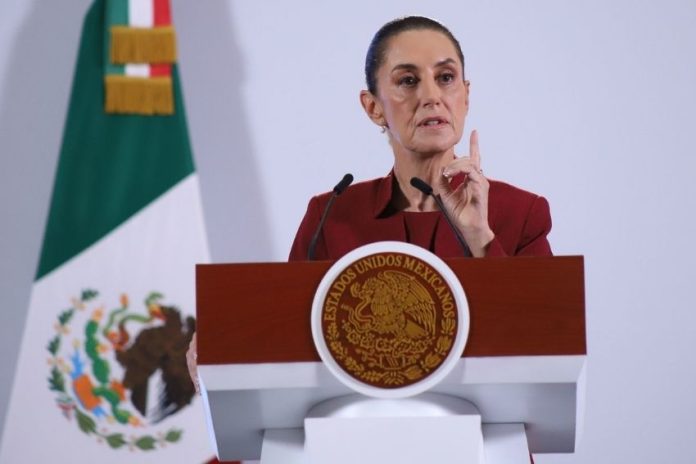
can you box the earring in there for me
[380,125,387,133]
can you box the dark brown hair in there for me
[365,16,466,95]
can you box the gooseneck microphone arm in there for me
[410,177,472,257]
[307,173,354,260]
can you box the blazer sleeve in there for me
[485,195,553,257]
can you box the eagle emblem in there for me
[46,289,195,451]
[349,270,436,341]
[321,252,458,389]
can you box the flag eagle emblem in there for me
[46,289,196,451]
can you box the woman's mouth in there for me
[418,117,448,128]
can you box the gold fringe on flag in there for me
[105,75,174,115]
[110,26,177,64]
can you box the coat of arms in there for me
[46,289,196,451]
[321,252,458,390]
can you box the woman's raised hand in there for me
[437,130,495,257]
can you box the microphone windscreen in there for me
[410,177,433,195]
[333,173,354,195]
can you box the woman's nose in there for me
[419,78,441,106]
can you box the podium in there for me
[196,256,585,463]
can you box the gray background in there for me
[2,0,695,462]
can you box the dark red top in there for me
[289,172,553,261]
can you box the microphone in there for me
[410,177,471,257]
[307,173,354,260]
[333,173,354,195]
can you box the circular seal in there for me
[312,242,469,398]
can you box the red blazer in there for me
[289,173,552,261]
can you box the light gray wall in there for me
[0,0,92,442]
[2,1,695,462]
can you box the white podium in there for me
[196,256,586,463]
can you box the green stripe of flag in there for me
[106,0,128,25]
[37,0,194,279]
[104,0,126,75]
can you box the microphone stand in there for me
[307,173,353,260]
[410,177,472,258]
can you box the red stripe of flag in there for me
[153,0,172,25]
[151,0,172,78]
[150,63,171,77]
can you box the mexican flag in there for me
[0,0,220,462]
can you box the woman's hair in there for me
[365,16,464,95]
[365,16,465,95]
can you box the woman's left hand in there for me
[186,332,200,395]
[436,130,495,257]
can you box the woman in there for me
[289,16,552,261]
[189,14,552,399]
[191,20,551,464]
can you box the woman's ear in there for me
[359,90,387,128]
[464,80,470,113]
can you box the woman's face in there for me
[366,29,469,158]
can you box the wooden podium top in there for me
[196,256,585,365]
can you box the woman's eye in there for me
[399,76,418,86]
[439,73,455,84]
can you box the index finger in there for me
[469,130,481,169]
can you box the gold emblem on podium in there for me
[321,252,458,389]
